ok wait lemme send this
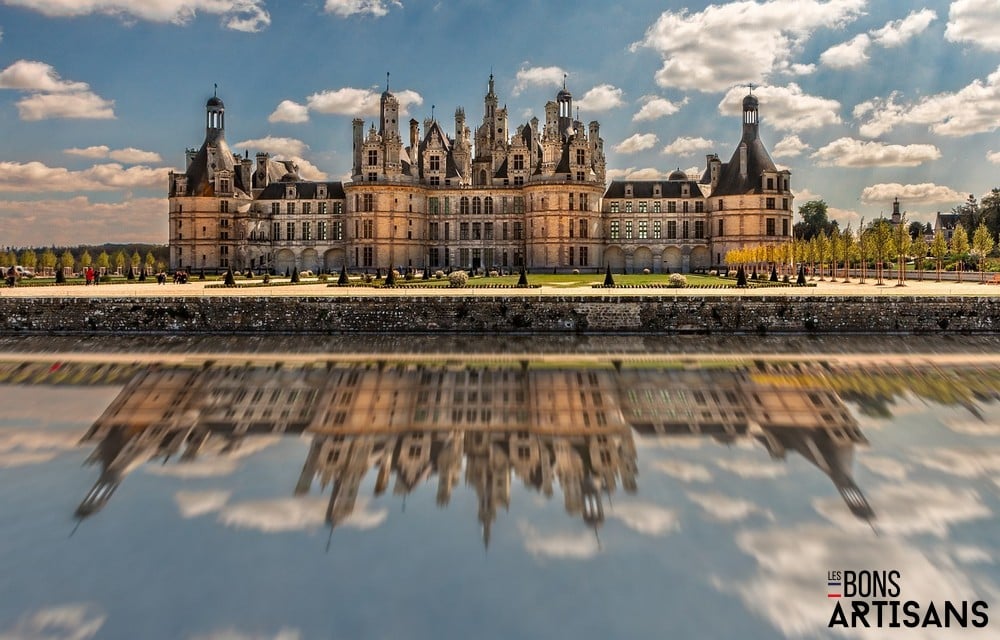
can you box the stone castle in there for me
[168,78,793,274]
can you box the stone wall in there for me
[1,296,999,335]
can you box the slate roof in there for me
[256,181,346,200]
[602,180,703,199]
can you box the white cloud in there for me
[811,137,941,167]
[574,84,624,112]
[718,83,841,132]
[953,545,993,565]
[0,60,88,92]
[65,146,161,164]
[651,459,712,482]
[632,96,687,122]
[661,136,714,156]
[518,521,599,560]
[945,0,1000,51]
[613,133,658,154]
[324,0,402,18]
[218,496,386,533]
[914,447,1000,478]
[16,91,115,121]
[772,134,809,157]
[855,66,1000,138]
[605,167,668,181]
[1,0,270,31]
[858,455,908,480]
[608,502,679,536]
[268,100,309,124]
[0,196,166,246]
[306,87,422,117]
[0,430,83,468]
[873,9,937,47]
[815,482,990,538]
[234,136,309,158]
[988,151,1000,164]
[861,182,966,205]
[175,490,231,518]
[687,491,773,522]
[631,0,865,92]
[0,161,164,193]
[188,628,302,640]
[945,420,1000,437]
[716,457,788,478]
[820,33,871,68]
[0,603,105,640]
[285,157,328,181]
[513,65,566,96]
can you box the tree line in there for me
[0,244,169,276]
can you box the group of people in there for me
[5,266,16,287]
[83,267,102,285]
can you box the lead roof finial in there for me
[214,83,217,98]
[563,73,567,90]
[386,71,390,92]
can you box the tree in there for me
[40,249,56,275]
[145,251,156,275]
[908,220,925,240]
[96,251,110,273]
[954,193,980,231]
[19,249,37,270]
[840,224,855,281]
[80,250,92,270]
[869,219,893,285]
[930,229,948,282]
[816,232,830,280]
[950,225,970,283]
[60,250,75,273]
[891,214,911,286]
[979,188,1000,241]
[911,233,928,282]
[131,250,142,271]
[794,200,839,241]
[114,250,126,274]
[972,223,995,284]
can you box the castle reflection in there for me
[66,357,888,541]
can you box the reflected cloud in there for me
[715,457,787,479]
[945,420,1000,437]
[188,628,301,640]
[146,459,240,479]
[0,603,105,640]
[687,491,773,522]
[952,545,993,565]
[915,448,1000,478]
[651,459,712,482]
[218,497,387,533]
[815,483,990,538]
[608,502,679,536]
[0,431,84,468]
[518,521,600,560]
[859,455,909,480]
[175,490,231,518]
[724,524,999,639]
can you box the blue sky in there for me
[0,0,998,246]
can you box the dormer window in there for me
[218,178,231,193]
[653,184,662,197]
[624,184,633,197]
[285,185,296,199]
[318,185,327,199]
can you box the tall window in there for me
[318,221,328,240]
[513,222,524,240]
[429,198,440,214]
[667,221,677,239]
[625,201,633,214]
[484,222,494,240]
[429,155,440,171]
[362,194,374,212]
[271,203,280,215]
[363,219,374,239]
[610,221,620,240]
[302,222,312,240]
[286,222,295,240]
[286,203,295,215]
[220,200,229,213]
[653,220,661,238]
[580,193,588,211]
[579,219,587,239]
[334,202,343,215]
[694,220,705,239]
[610,201,619,213]
[625,220,633,239]
[579,246,588,266]
[460,197,470,214]
[362,247,373,266]
[429,222,440,240]
[682,220,689,239]
[484,197,493,215]
[695,202,704,213]
[513,197,525,214]
[638,201,647,213]
[638,221,648,239]
[766,218,776,236]
[782,219,789,236]
[718,219,724,236]
[319,202,327,215]
[576,149,586,165]
[367,150,378,166]
[333,221,343,240]
[460,222,469,240]
[302,202,311,215]
[569,193,575,211]
[766,197,776,210]
[472,197,482,214]
[667,201,676,213]
[513,154,524,170]
[272,222,280,240]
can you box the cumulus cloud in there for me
[287,158,328,181]
[1,0,270,31]
[821,10,936,69]
[945,0,1000,51]
[858,455,908,480]
[65,146,161,164]
[605,167,668,181]
[861,182,966,205]
[914,447,1000,478]
[0,603,105,640]
[815,482,990,537]
[873,9,937,47]
[632,96,687,122]
[324,0,402,18]
[513,65,566,96]
[0,161,164,193]
[608,502,679,536]
[234,136,309,158]
[687,491,773,522]
[631,0,865,92]
[0,196,166,246]
[518,521,599,560]
[661,136,714,157]
[268,100,309,124]
[718,83,841,132]
[772,134,809,157]
[820,33,871,68]
[175,490,231,518]
[613,133,658,154]
[651,459,712,482]
[855,66,1000,138]
[0,60,114,120]
[306,87,422,117]
[988,151,1000,164]
[811,137,941,167]
[574,84,624,112]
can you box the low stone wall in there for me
[1,295,999,334]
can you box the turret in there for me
[742,93,759,142]
[205,94,225,144]
[352,118,364,176]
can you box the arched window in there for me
[460,197,470,214]
[484,197,493,215]
[472,197,482,215]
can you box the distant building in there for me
[935,211,961,243]
[168,82,790,273]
